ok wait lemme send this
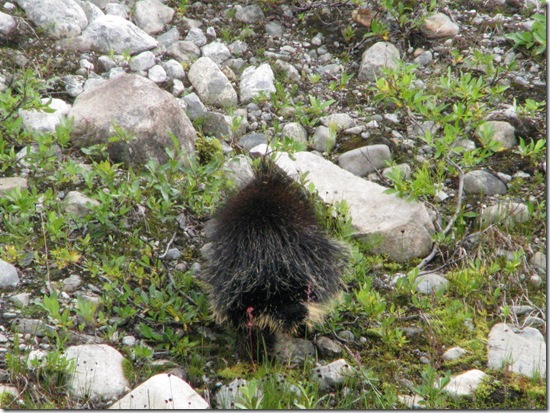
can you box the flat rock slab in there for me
[487,323,546,378]
[65,344,129,400]
[69,74,196,167]
[275,151,434,261]
[109,373,209,409]
[444,369,488,398]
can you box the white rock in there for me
[274,151,434,261]
[75,0,104,23]
[14,0,87,39]
[443,369,487,398]
[479,201,529,229]
[0,11,16,36]
[188,57,238,108]
[311,125,335,152]
[442,346,468,361]
[184,27,207,47]
[414,273,449,294]
[19,98,71,134]
[338,144,392,176]
[234,4,265,24]
[162,59,185,80]
[63,191,100,217]
[182,92,207,120]
[274,59,301,82]
[104,2,127,18]
[319,113,356,130]
[134,0,174,35]
[487,323,546,378]
[311,359,354,390]
[0,385,19,399]
[0,177,27,195]
[201,41,231,64]
[109,373,208,409]
[422,13,460,38]
[531,251,546,275]
[129,51,156,72]
[65,344,129,400]
[9,292,31,307]
[475,121,517,149]
[215,378,261,409]
[0,259,19,288]
[281,122,307,143]
[358,41,400,82]
[79,15,157,54]
[148,64,167,83]
[240,63,276,103]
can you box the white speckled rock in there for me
[414,273,449,294]
[311,359,354,390]
[109,373,208,409]
[239,63,276,103]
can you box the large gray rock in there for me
[200,41,231,64]
[0,259,19,289]
[475,121,517,149]
[239,63,276,103]
[188,57,238,108]
[464,170,507,195]
[79,15,157,54]
[338,144,392,176]
[134,0,174,35]
[65,344,129,400]
[14,0,87,39]
[19,98,71,134]
[109,374,208,409]
[69,74,196,167]
[0,11,16,37]
[273,150,435,261]
[358,42,400,82]
[487,323,546,378]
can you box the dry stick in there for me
[39,211,53,293]
[158,230,178,285]
[417,156,465,272]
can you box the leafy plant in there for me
[506,14,546,57]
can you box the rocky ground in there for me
[0,0,547,409]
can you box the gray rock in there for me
[338,144,392,176]
[19,98,71,134]
[166,40,200,64]
[69,74,196,167]
[63,74,85,97]
[274,59,301,82]
[201,41,231,64]
[531,252,546,275]
[274,335,316,363]
[65,344,129,400]
[162,59,185,80]
[509,305,535,317]
[311,125,335,152]
[75,0,103,23]
[0,259,19,288]
[281,122,307,143]
[0,11,16,37]
[157,26,180,47]
[315,336,343,358]
[238,133,267,150]
[382,163,412,180]
[201,112,232,138]
[479,201,529,229]
[487,323,546,378]
[134,0,174,35]
[104,2,127,18]
[240,63,276,103]
[414,51,433,66]
[524,316,545,328]
[311,359,354,390]
[148,64,167,83]
[109,373,208,409]
[319,113,356,130]
[422,13,460,38]
[188,57,238,108]
[0,177,28,195]
[475,121,516,149]
[14,0,87,39]
[62,274,82,293]
[11,318,54,336]
[234,4,265,24]
[63,191,100,217]
[9,292,31,307]
[443,369,488,398]
[184,27,207,47]
[464,170,507,195]
[265,21,284,37]
[182,92,207,120]
[415,273,449,294]
[442,346,468,361]
[274,150,435,261]
[0,385,19,399]
[129,50,156,72]
[80,15,157,54]
[358,42,400,82]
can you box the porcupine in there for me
[202,156,349,358]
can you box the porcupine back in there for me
[203,158,348,354]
